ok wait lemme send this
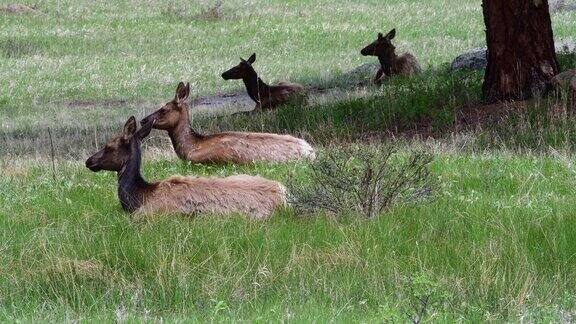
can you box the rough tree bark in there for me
[482,0,559,102]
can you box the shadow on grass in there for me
[2,52,576,158]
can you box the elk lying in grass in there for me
[140,82,315,164]
[221,53,306,110]
[551,69,576,110]
[85,116,287,219]
[361,29,422,85]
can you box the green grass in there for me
[2,0,576,322]
[2,152,576,322]
[203,67,483,142]
[1,0,574,127]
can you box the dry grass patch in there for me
[286,242,363,271]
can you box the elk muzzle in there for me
[221,67,240,80]
[140,115,153,127]
[85,152,103,172]
[360,47,372,56]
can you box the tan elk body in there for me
[141,82,315,164]
[361,29,422,84]
[85,117,286,219]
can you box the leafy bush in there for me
[288,144,434,218]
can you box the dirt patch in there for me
[65,94,253,116]
[67,99,135,109]
[63,86,342,118]
[0,4,41,15]
[191,92,254,117]
[191,87,333,117]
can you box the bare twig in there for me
[47,127,57,181]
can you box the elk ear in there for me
[247,53,256,64]
[378,32,384,40]
[136,118,154,140]
[123,116,137,140]
[384,29,396,40]
[175,81,190,103]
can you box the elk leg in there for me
[373,68,385,85]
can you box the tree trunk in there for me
[482,0,559,102]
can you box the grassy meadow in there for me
[2,0,576,322]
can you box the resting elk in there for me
[361,29,422,85]
[85,116,287,219]
[140,82,315,164]
[221,53,306,110]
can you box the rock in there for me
[347,63,380,76]
[556,39,576,53]
[325,63,380,88]
[450,49,487,71]
[451,40,576,71]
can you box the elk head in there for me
[85,116,154,172]
[140,82,190,130]
[361,29,397,59]
[221,53,257,80]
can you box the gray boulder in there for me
[331,63,380,87]
[347,63,380,76]
[557,39,576,53]
[450,48,487,71]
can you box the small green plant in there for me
[287,144,434,218]
[402,273,452,324]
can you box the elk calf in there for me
[140,82,315,164]
[361,29,422,84]
[551,69,576,110]
[85,117,287,219]
[221,53,306,110]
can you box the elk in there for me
[140,82,315,164]
[221,53,306,110]
[85,116,287,219]
[361,29,422,85]
[551,69,576,110]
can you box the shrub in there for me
[288,144,434,218]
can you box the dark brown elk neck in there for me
[166,106,204,160]
[378,53,398,76]
[242,68,271,104]
[117,141,154,213]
